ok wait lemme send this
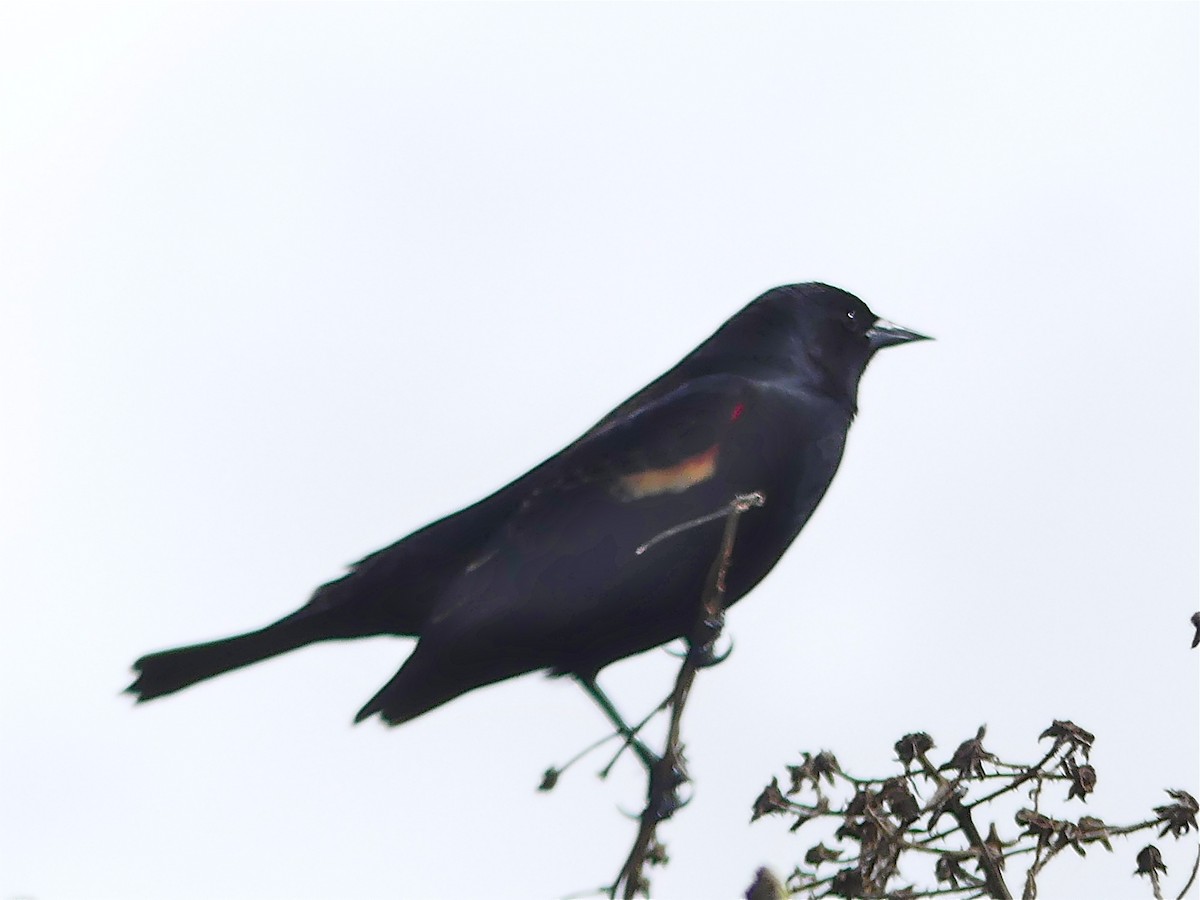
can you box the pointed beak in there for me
[867,318,933,350]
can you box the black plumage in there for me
[128,282,928,725]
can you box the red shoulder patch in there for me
[617,444,720,500]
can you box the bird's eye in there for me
[841,307,871,335]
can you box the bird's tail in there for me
[127,618,320,702]
[352,645,532,727]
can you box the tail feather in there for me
[127,620,319,702]
[354,647,532,727]
[353,645,453,725]
[354,665,467,727]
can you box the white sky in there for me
[1,4,1196,899]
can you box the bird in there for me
[128,282,929,732]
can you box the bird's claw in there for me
[684,613,729,667]
[689,635,733,668]
[647,756,691,821]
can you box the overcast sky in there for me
[1,4,1196,899]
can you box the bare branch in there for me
[610,491,765,899]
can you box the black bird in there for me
[128,283,928,729]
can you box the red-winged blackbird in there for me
[128,282,928,726]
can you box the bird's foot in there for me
[686,612,730,667]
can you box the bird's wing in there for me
[422,373,763,629]
[541,372,757,501]
[289,374,756,634]
[358,373,778,724]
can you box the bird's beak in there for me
[867,319,933,350]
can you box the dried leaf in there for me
[1063,759,1097,802]
[787,750,841,794]
[804,842,843,867]
[1039,720,1095,760]
[947,725,996,779]
[1016,808,1060,845]
[882,777,921,821]
[846,788,882,817]
[1153,789,1198,838]
[934,855,971,887]
[895,732,934,765]
[751,777,790,822]
[1134,844,1167,877]
[1077,815,1113,852]
[1057,820,1086,857]
[829,868,864,898]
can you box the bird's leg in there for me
[575,675,660,772]
[579,676,692,824]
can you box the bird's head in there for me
[710,282,931,407]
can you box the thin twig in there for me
[634,492,764,556]
[1177,840,1200,900]
[598,699,670,780]
[965,746,1063,810]
[610,491,764,899]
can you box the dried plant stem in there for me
[916,751,1013,900]
[610,492,764,899]
[1175,842,1199,900]
[964,745,1061,810]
